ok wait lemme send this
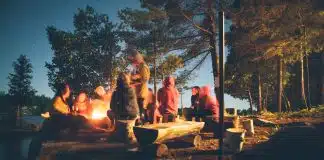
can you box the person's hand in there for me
[41,112,50,118]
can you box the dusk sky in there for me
[0,0,249,109]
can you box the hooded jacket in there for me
[157,77,179,115]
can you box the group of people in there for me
[28,83,112,160]
[109,49,180,125]
[27,49,219,160]
[26,49,176,160]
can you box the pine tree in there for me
[8,55,36,123]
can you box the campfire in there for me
[89,98,110,120]
[91,109,107,120]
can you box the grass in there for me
[259,105,324,119]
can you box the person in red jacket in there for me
[199,85,219,121]
[157,76,179,122]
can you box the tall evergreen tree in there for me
[8,55,36,122]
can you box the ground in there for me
[37,107,324,160]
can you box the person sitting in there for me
[157,76,179,122]
[28,83,75,160]
[199,85,219,121]
[94,86,112,111]
[73,92,92,119]
[146,88,161,124]
[110,73,139,120]
[191,86,202,121]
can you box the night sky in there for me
[0,0,249,109]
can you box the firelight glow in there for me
[91,109,106,120]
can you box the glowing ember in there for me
[91,110,106,120]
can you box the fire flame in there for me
[91,109,106,120]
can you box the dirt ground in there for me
[39,116,324,160]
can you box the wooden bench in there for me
[133,121,204,157]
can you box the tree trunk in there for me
[277,56,282,113]
[248,89,253,114]
[180,92,183,116]
[321,53,324,104]
[300,56,308,109]
[258,71,262,113]
[207,0,220,101]
[305,55,311,107]
[153,31,157,95]
[264,87,268,112]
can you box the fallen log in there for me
[133,121,204,146]
[254,118,277,127]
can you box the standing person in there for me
[128,49,150,123]
[191,86,201,121]
[157,76,179,122]
[28,83,74,160]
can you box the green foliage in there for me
[46,6,121,94]
[226,0,324,112]
[0,93,52,116]
[119,0,236,87]
[261,105,324,119]
[8,55,36,107]
[118,4,185,85]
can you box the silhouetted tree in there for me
[8,55,36,124]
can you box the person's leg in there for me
[28,119,59,160]
[137,98,145,124]
[166,114,176,122]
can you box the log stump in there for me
[224,128,246,153]
[243,119,255,136]
[226,108,237,116]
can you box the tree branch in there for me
[180,52,210,81]
[180,10,212,35]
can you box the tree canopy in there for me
[46,6,121,94]
[8,55,36,107]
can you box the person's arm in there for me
[207,96,219,118]
[53,97,70,114]
[140,64,150,82]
